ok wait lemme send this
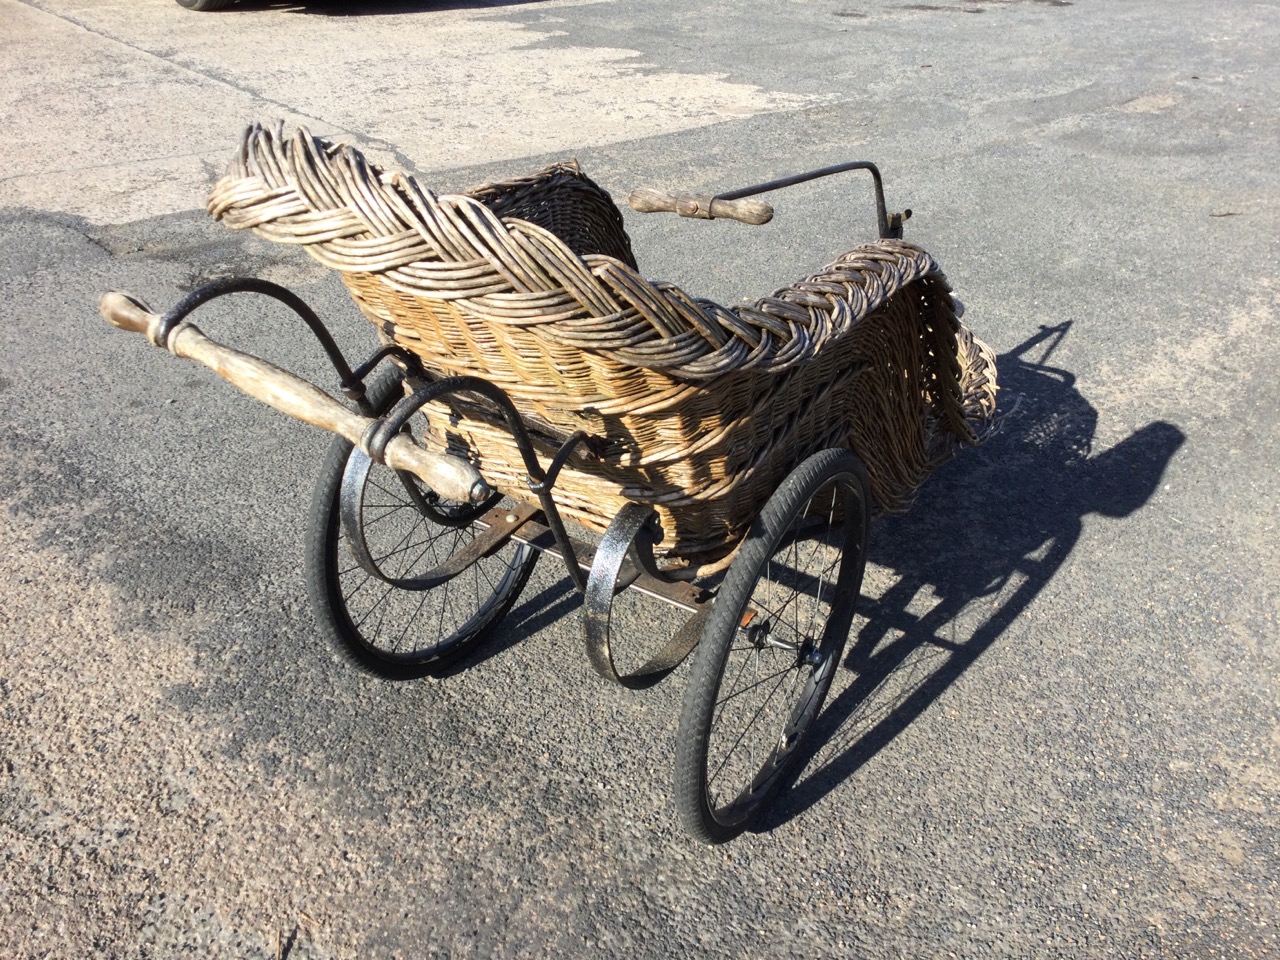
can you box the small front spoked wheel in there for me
[304,369,537,680]
[674,448,871,843]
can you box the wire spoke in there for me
[708,667,795,796]
[364,509,427,574]
[715,660,803,710]
[353,529,436,631]
[369,477,414,501]
[475,554,500,593]
[362,502,418,524]
[711,635,757,733]
[389,576,437,655]
[766,548,842,635]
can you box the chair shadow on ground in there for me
[757,322,1186,832]
[436,321,1187,831]
[208,0,547,15]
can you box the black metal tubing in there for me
[155,277,376,412]
[374,375,593,593]
[530,430,593,495]
[715,161,910,239]
[349,344,406,392]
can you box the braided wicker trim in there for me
[208,123,950,382]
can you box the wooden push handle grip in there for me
[627,188,773,225]
[99,291,491,504]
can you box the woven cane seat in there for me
[208,123,997,564]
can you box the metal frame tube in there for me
[715,161,909,239]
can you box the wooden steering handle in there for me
[99,291,491,504]
[627,188,773,225]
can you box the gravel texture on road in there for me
[1,0,1277,956]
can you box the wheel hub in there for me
[741,612,822,668]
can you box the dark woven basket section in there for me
[208,123,997,565]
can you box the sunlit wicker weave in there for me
[208,123,997,562]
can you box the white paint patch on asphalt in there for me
[2,0,816,225]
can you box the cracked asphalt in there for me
[1,0,1277,956]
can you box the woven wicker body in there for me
[209,124,997,564]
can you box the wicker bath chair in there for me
[207,123,996,569]
[100,121,1003,842]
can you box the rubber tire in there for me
[305,369,537,679]
[176,0,234,10]
[674,448,871,843]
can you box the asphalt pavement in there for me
[1,0,1277,956]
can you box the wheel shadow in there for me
[431,575,580,677]
[757,322,1187,832]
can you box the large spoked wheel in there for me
[674,448,871,843]
[305,369,538,679]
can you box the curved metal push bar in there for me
[154,277,376,411]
